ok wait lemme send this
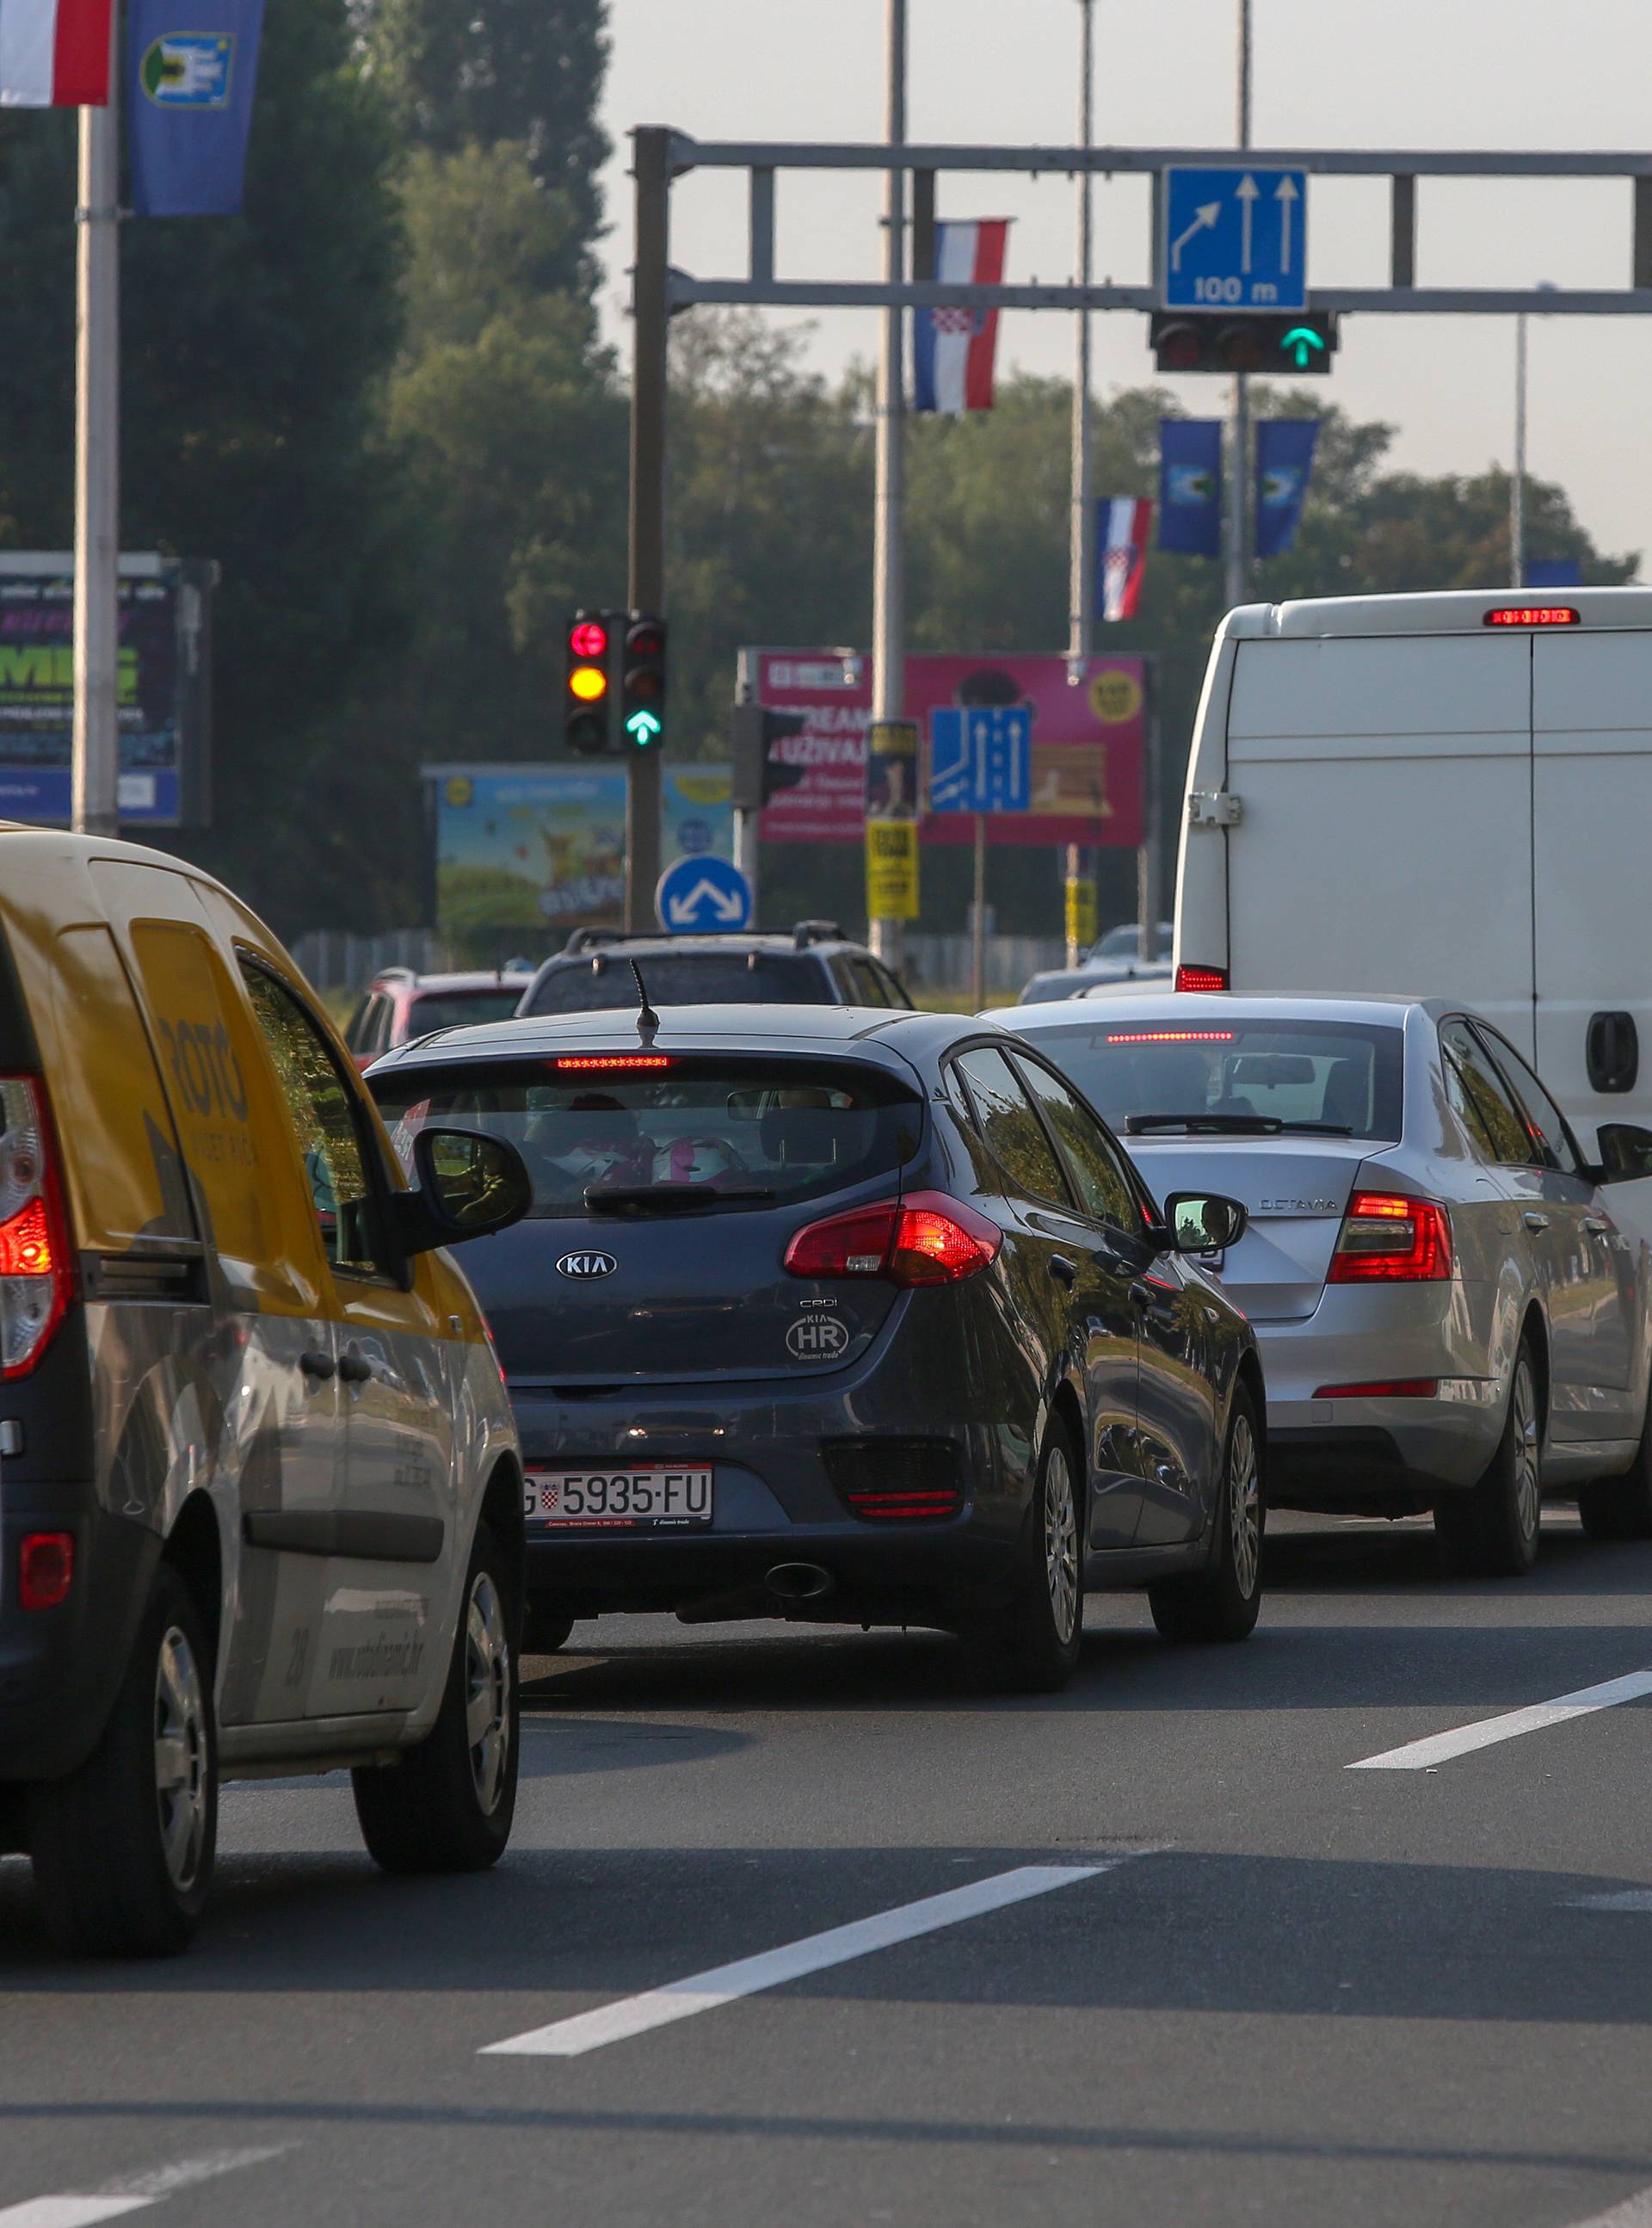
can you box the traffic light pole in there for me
[1224,0,1253,615]
[627,127,671,930]
[1065,0,1094,972]
[868,0,907,972]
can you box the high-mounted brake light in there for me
[1327,1191,1452,1284]
[784,1190,1001,1287]
[552,1055,671,1071]
[1175,965,1229,994]
[1106,1030,1236,1046]
[0,1077,72,1380]
[1482,606,1581,627]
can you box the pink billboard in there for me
[749,648,1146,849]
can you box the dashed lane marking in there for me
[0,2146,290,2228]
[1347,1669,1652,1772]
[482,1858,1144,2058]
[1563,2182,1652,2226]
[1568,1891,1652,1912]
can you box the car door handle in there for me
[1523,1212,1550,1232]
[1048,1254,1078,1288]
[299,1349,336,1381]
[1584,1217,1613,1237]
[338,1350,374,1384]
[1129,1279,1155,1309]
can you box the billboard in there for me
[427,763,733,935]
[0,552,213,825]
[743,647,1147,848]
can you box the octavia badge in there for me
[557,1251,617,1280]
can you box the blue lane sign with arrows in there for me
[1162,165,1307,312]
[929,705,1032,814]
[655,853,754,934]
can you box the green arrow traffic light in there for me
[1281,325,1327,369]
[626,707,662,745]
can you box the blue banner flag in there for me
[1527,557,1581,589]
[1254,418,1320,559]
[1158,420,1223,558]
[128,0,265,216]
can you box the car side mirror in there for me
[396,1126,533,1254]
[1155,1191,1249,1255]
[1592,1122,1652,1184]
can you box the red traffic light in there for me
[570,619,609,659]
[1154,320,1205,373]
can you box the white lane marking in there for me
[1563,2183,1652,2227]
[0,2146,290,2228]
[1569,1891,1652,1912]
[1347,1669,1652,1771]
[483,1859,1136,2058]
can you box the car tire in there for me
[965,1413,1086,1694]
[522,1601,576,1655]
[27,1561,218,1959]
[1577,1394,1652,1542]
[1148,1382,1265,1645]
[1435,1337,1543,1577]
[352,1521,520,1874]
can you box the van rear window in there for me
[371,1055,923,1219]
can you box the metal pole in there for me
[1511,308,1526,589]
[1138,662,1162,963]
[627,127,670,929]
[1225,0,1252,614]
[71,93,120,839]
[1068,0,1094,970]
[971,815,987,1009]
[869,0,906,968]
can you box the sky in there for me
[596,0,1652,577]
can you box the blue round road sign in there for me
[655,853,754,935]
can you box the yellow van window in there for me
[238,962,387,1277]
[50,925,195,1250]
[127,919,271,1265]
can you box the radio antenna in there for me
[630,960,661,1046]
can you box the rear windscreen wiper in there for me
[583,1182,778,1213]
[1124,1114,1353,1138]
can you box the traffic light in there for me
[730,703,808,810]
[564,611,613,756]
[621,613,667,750]
[1150,312,1339,375]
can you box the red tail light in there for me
[784,1190,1001,1287]
[0,1077,72,1379]
[1314,1379,1440,1399]
[19,1531,74,1611]
[1327,1192,1452,1283]
[1175,964,1229,994]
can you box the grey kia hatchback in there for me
[368,1003,1265,1690]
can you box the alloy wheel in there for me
[1229,1412,1261,1600]
[153,1627,208,1893]
[1512,1354,1541,1545]
[1044,1445,1080,1645]
[465,1571,512,1816]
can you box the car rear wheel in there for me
[1148,1383,1264,1645]
[1577,1391,1652,1542]
[27,1562,218,1958]
[965,1415,1085,1694]
[523,1601,576,1655]
[352,1522,520,1873]
[1436,1338,1542,1577]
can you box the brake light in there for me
[1482,606,1580,627]
[1314,1379,1440,1399]
[19,1531,74,1611]
[1106,1030,1235,1046]
[553,1055,671,1071]
[1175,965,1228,994]
[784,1190,1001,1287]
[0,1077,72,1379]
[1327,1191,1452,1283]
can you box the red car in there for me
[344,966,533,1068]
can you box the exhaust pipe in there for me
[765,1562,835,1603]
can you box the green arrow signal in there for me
[1281,325,1327,369]
[626,707,663,745]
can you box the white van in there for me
[1174,589,1652,1152]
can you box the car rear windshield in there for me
[524,951,831,1014]
[408,988,527,1034]
[1016,1016,1405,1142]
[370,1054,924,1217]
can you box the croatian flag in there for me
[1096,497,1153,623]
[0,0,112,103]
[913,219,1009,415]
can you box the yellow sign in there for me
[1088,669,1143,725]
[1064,877,1098,949]
[865,820,920,921]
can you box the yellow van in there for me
[0,825,533,1955]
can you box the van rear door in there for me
[1224,633,1534,1050]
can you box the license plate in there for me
[522,1466,714,1530]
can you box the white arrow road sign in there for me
[667,880,745,928]
[1275,174,1299,271]
[1236,173,1259,273]
[1169,201,1221,272]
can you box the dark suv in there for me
[518,923,914,1016]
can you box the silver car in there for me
[999,993,1652,1576]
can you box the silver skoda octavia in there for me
[1002,993,1652,1576]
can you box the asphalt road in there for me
[5,1509,1652,2228]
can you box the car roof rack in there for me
[372,966,418,983]
[792,919,844,949]
[561,927,669,955]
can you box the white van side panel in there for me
[1532,631,1652,1139]
[1221,635,1536,1051]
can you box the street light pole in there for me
[71,93,120,839]
[868,0,907,968]
[1065,0,1095,969]
[1224,0,1253,614]
[1512,308,1526,589]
